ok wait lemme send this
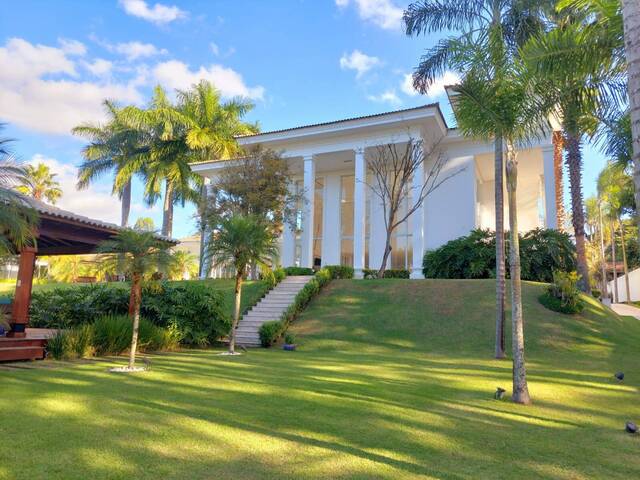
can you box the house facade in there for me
[193,104,562,278]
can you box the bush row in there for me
[259,268,332,347]
[324,265,354,279]
[362,268,410,279]
[47,314,179,360]
[422,228,576,282]
[283,266,315,276]
[29,281,230,347]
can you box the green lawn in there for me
[1,279,639,479]
[0,279,268,319]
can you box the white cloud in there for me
[367,89,402,106]
[25,154,159,224]
[153,60,265,99]
[58,38,87,56]
[111,41,168,60]
[84,59,113,77]
[336,0,404,31]
[119,0,187,25]
[0,38,143,135]
[210,42,220,56]
[401,71,460,98]
[339,50,381,78]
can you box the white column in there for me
[411,151,425,279]
[301,155,315,268]
[282,181,296,267]
[542,145,557,229]
[353,147,366,278]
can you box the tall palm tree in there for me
[17,163,62,204]
[0,125,37,255]
[522,9,627,293]
[73,101,145,228]
[403,0,549,359]
[96,230,172,369]
[207,215,278,354]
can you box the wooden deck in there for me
[0,329,56,362]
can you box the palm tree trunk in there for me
[128,272,142,369]
[120,179,132,228]
[620,222,631,303]
[621,0,640,253]
[553,131,565,230]
[162,180,174,238]
[598,203,608,299]
[611,222,619,303]
[564,130,590,293]
[229,270,243,354]
[494,134,506,359]
[505,143,531,405]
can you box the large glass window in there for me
[313,177,324,267]
[340,175,354,266]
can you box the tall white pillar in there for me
[353,147,366,278]
[301,155,316,268]
[411,150,425,279]
[542,145,557,229]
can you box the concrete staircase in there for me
[235,276,310,347]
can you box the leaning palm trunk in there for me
[622,0,640,252]
[564,130,590,292]
[128,272,142,368]
[505,143,531,405]
[120,179,132,228]
[620,222,631,303]
[229,270,243,354]
[494,134,506,359]
[611,222,619,303]
[162,180,174,238]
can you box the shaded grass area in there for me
[0,279,267,319]
[1,279,639,479]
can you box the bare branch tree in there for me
[365,136,463,277]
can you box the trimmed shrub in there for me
[363,268,378,279]
[383,269,410,279]
[274,267,286,283]
[284,332,296,345]
[423,228,576,282]
[539,271,584,314]
[29,281,229,346]
[283,266,314,276]
[324,265,354,279]
[259,320,283,347]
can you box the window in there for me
[390,185,413,270]
[340,175,354,266]
[294,180,303,266]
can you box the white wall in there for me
[424,155,476,250]
[609,268,640,302]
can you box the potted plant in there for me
[283,332,297,351]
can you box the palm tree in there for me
[206,215,278,354]
[168,249,198,280]
[403,0,549,359]
[73,101,145,228]
[17,163,62,204]
[0,125,37,255]
[96,230,172,369]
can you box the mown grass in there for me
[1,279,639,479]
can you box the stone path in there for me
[611,303,640,320]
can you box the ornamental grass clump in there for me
[539,271,584,314]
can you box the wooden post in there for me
[7,247,37,338]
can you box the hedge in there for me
[423,228,576,282]
[324,265,354,279]
[283,266,314,276]
[362,268,410,279]
[29,281,230,346]
[259,268,331,347]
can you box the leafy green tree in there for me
[0,124,37,255]
[17,163,62,204]
[403,0,549,359]
[133,217,155,232]
[73,101,145,227]
[96,230,172,368]
[206,215,278,354]
[168,249,198,280]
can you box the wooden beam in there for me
[35,245,98,255]
[7,247,36,338]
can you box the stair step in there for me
[0,346,45,362]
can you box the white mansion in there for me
[193,103,561,279]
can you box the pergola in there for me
[1,199,175,361]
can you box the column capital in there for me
[303,154,315,162]
[354,146,365,155]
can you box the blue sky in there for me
[0,0,607,238]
